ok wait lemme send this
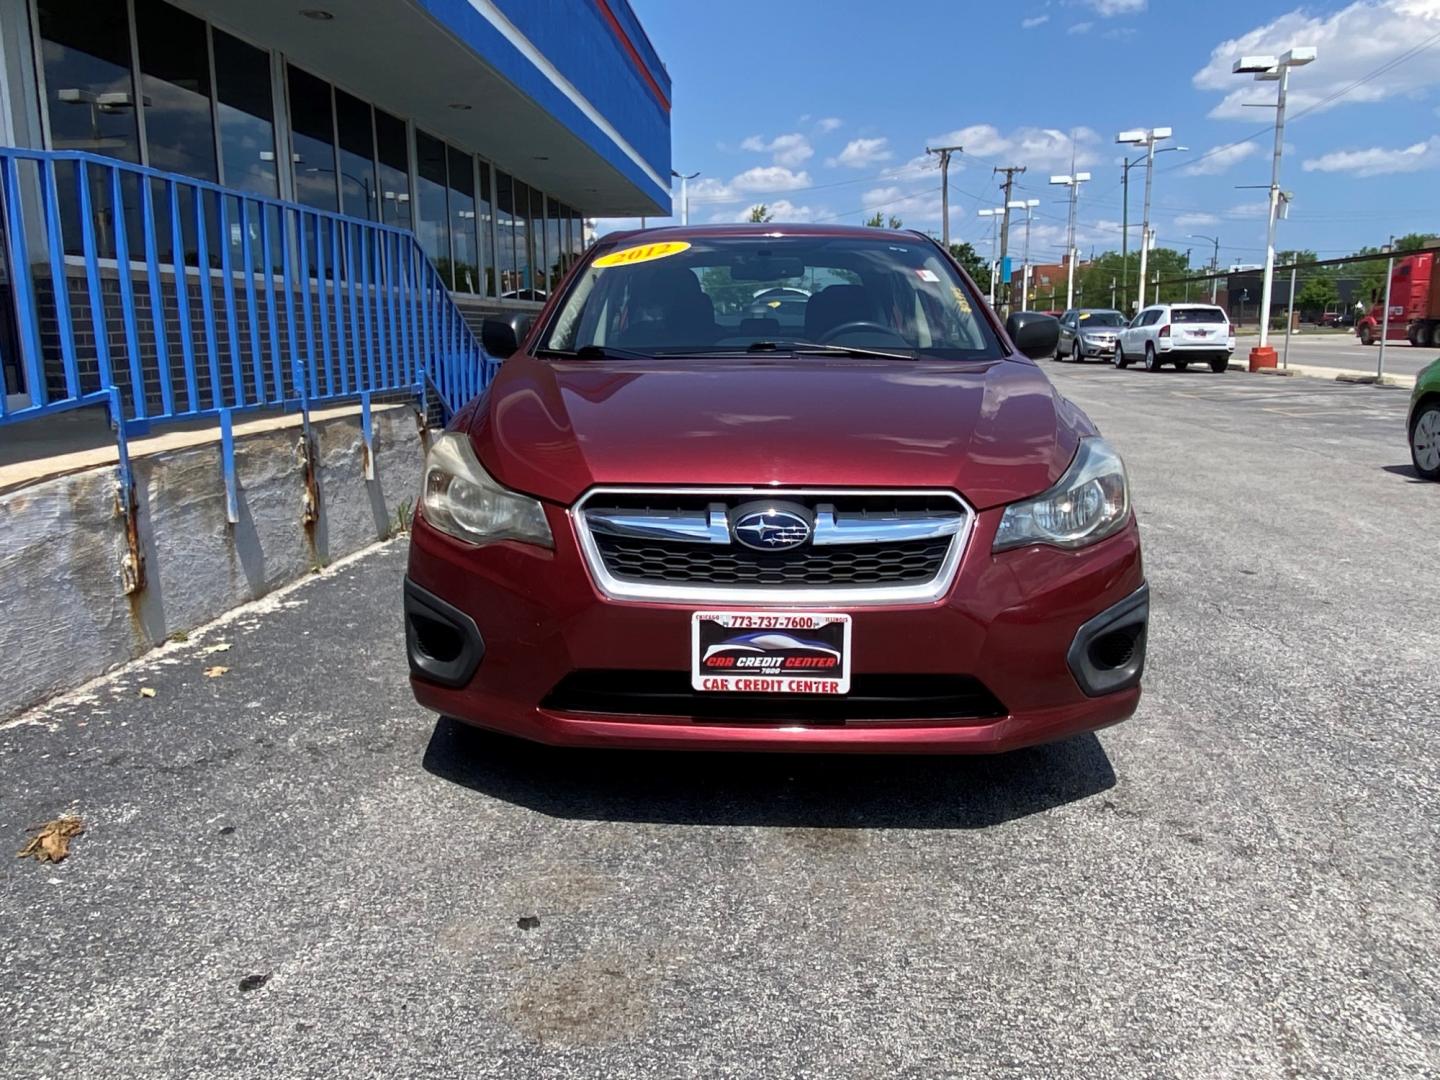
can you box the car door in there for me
[1057,311,1076,352]
[1122,311,1146,352]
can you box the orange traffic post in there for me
[1248,345,1277,371]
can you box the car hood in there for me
[469,355,1091,510]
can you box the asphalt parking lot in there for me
[2,363,1437,1079]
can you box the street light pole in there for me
[1008,198,1040,309]
[1048,173,1089,310]
[1116,127,1173,313]
[671,169,699,225]
[977,207,1003,307]
[1190,233,1221,303]
[1233,46,1316,366]
[926,144,963,247]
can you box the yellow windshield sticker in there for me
[592,241,692,268]
[1079,312,1091,320]
[952,286,972,314]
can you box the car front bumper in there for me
[405,503,1146,753]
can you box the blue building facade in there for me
[0,0,671,412]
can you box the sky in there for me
[605,0,1440,269]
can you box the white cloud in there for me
[817,117,843,133]
[729,165,813,193]
[1174,212,1221,229]
[722,198,815,223]
[684,166,817,209]
[828,137,893,169]
[1227,201,1270,219]
[1181,142,1260,176]
[740,132,814,167]
[1193,1,1440,121]
[880,154,939,183]
[1068,21,1093,34]
[1085,0,1145,14]
[926,124,1103,169]
[1021,14,1050,28]
[1103,26,1136,39]
[860,184,946,224]
[1301,135,1440,177]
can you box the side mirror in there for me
[1005,311,1060,361]
[481,317,524,359]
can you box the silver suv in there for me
[1054,309,1126,362]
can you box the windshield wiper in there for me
[536,345,657,360]
[747,340,918,361]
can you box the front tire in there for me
[1115,343,1129,369]
[1072,344,1084,364]
[1412,402,1440,480]
[1360,325,1374,346]
[1144,344,1162,372]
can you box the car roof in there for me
[594,222,924,245]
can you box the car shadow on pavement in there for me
[421,717,1116,829]
[1380,463,1428,482]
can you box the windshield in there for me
[1173,306,1228,324]
[1079,311,1125,328]
[539,234,1001,360]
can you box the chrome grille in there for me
[573,488,973,604]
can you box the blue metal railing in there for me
[0,148,494,438]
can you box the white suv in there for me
[1115,303,1235,373]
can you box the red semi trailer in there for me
[1356,251,1440,346]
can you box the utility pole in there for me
[993,165,1026,310]
[926,144,963,247]
[1184,247,1192,300]
[1007,198,1040,309]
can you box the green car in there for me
[1411,357,1440,481]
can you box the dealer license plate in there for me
[691,611,852,695]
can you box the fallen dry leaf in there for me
[18,816,85,863]
[139,687,157,698]
[203,666,230,678]
[202,642,232,655]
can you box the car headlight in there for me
[993,437,1130,552]
[420,432,553,548]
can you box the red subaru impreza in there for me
[405,225,1146,752]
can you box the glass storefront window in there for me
[545,196,563,291]
[414,130,450,280]
[37,0,141,161]
[375,109,410,230]
[287,65,336,211]
[521,180,538,296]
[334,89,377,221]
[135,0,216,181]
[213,29,277,197]
[476,163,495,296]
[494,171,517,297]
[447,145,478,294]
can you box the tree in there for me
[747,204,772,223]
[1395,233,1435,252]
[863,212,903,228]
[947,242,988,288]
[1295,275,1338,317]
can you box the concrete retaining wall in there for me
[0,405,425,720]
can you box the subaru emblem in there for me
[731,502,813,551]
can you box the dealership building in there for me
[0,0,671,353]
[0,0,671,718]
